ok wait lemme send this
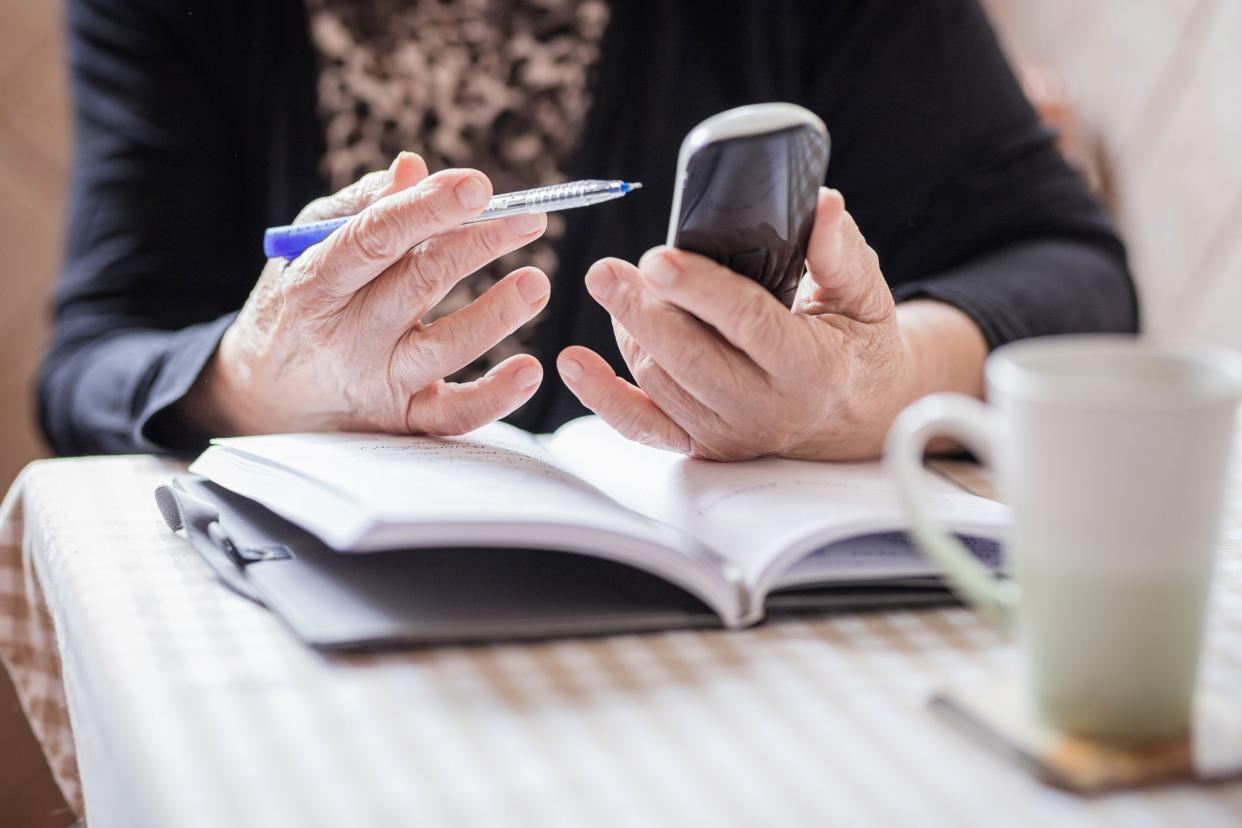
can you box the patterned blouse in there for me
[305,0,610,380]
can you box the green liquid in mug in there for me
[1016,558,1212,742]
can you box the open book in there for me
[187,416,1006,630]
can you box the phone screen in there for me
[671,124,829,306]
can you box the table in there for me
[2,452,1242,827]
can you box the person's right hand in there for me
[182,152,550,436]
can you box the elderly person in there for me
[39,0,1136,462]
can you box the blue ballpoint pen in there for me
[263,179,642,260]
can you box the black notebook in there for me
[159,416,1006,648]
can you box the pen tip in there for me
[623,181,643,193]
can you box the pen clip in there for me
[155,484,267,605]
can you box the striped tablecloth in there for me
[2,452,1241,827]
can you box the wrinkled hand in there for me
[558,188,929,461]
[184,152,550,436]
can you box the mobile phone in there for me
[667,103,830,306]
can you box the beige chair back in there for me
[984,0,1242,346]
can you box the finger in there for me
[394,267,550,383]
[800,186,846,285]
[613,319,771,461]
[295,167,495,299]
[295,152,430,224]
[797,187,894,323]
[610,316,645,379]
[405,355,543,436]
[584,258,761,406]
[610,318,722,429]
[360,211,547,326]
[558,347,693,453]
[632,246,794,373]
[627,339,726,426]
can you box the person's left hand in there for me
[557,188,925,462]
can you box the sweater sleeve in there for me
[38,0,253,455]
[806,0,1138,346]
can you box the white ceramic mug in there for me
[886,336,1242,741]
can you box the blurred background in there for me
[0,1,1239,825]
[0,0,72,821]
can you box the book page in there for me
[776,532,1003,588]
[193,423,744,621]
[204,423,651,537]
[547,417,1008,595]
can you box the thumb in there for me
[796,187,894,324]
[295,151,430,224]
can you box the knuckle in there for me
[336,171,385,216]
[440,230,488,278]
[609,282,638,320]
[349,208,404,262]
[358,168,389,201]
[408,182,456,228]
[396,330,444,382]
[407,245,456,295]
[611,406,649,441]
[734,305,778,346]
[474,220,512,258]
[404,224,505,299]
[404,387,452,436]
[487,290,528,334]
[427,395,484,437]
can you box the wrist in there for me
[895,299,988,402]
[174,324,263,437]
[892,299,989,455]
[856,330,924,458]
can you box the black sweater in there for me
[40,0,1137,455]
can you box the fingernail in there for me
[644,252,679,286]
[455,175,489,210]
[509,212,545,236]
[515,364,542,389]
[585,265,617,302]
[515,270,549,304]
[559,358,583,381]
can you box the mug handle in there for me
[884,393,1017,629]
